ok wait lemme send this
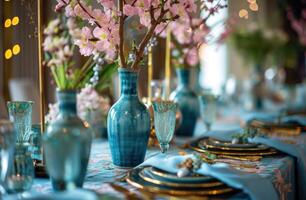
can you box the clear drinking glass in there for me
[0,120,16,194]
[198,93,218,131]
[7,101,33,143]
[152,101,177,153]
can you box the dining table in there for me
[3,105,306,200]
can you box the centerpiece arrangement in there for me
[42,15,114,190]
[57,0,197,167]
[169,0,227,136]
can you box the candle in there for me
[148,46,153,105]
[165,28,171,99]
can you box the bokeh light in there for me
[4,19,11,28]
[239,9,249,19]
[12,44,21,55]
[12,16,19,26]
[5,49,13,59]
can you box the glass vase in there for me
[7,101,33,143]
[43,90,92,191]
[6,144,34,193]
[107,68,150,167]
[170,68,199,137]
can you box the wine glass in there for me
[198,93,218,131]
[152,100,178,153]
[0,120,16,194]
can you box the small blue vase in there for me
[43,90,92,191]
[170,68,199,137]
[107,68,150,167]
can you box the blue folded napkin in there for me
[205,129,306,200]
[140,154,278,200]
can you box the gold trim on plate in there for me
[191,145,278,156]
[201,139,270,151]
[150,167,210,182]
[127,174,234,196]
[139,169,223,188]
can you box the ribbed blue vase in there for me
[107,68,150,167]
[43,90,92,191]
[170,68,199,137]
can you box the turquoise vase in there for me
[107,68,150,167]
[170,68,199,137]
[43,90,92,191]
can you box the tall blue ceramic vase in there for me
[43,90,92,191]
[170,68,199,137]
[107,68,150,167]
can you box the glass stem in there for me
[205,123,211,132]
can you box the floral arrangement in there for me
[170,0,227,68]
[43,15,117,90]
[45,85,110,124]
[55,0,197,71]
[228,23,288,67]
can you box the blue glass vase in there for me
[107,68,150,167]
[43,90,92,191]
[170,68,199,137]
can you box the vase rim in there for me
[56,88,77,93]
[118,67,138,73]
[7,100,34,105]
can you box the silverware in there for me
[217,155,262,162]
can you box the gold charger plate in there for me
[126,167,236,196]
[150,167,213,183]
[140,168,223,188]
[201,139,270,151]
[190,141,278,156]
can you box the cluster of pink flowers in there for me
[170,0,227,67]
[55,0,197,70]
[43,17,81,68]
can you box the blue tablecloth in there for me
[4,108,305,200]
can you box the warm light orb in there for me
[12,44,21,55]
[239,9,249,19]
[5,49,13,59]
[12,16,19,26]
[249,3,259,11]
[4,19,11,28]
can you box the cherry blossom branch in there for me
[76,0,102,28]
[119,0,126,67]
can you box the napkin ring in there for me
[177,154,202,177]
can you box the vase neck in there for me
[176,69,190,87]
[119,69,138,96]
[57,90,77,115]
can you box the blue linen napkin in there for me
[204,130,306,200]
[140,154,278,200]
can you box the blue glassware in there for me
[107,68,150,167]
[29,124,42,161]
[43,90,92,191]
[170,69,199,137]
[0,120,16,194]
[152,101,177,153]
[7,101,33,143]
[6,143,34,193]
[198,93,218,131]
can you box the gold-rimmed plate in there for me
[208,137,258,148]
[126,167,236,196]
[190,141,278,156]
[202,138,270,151]
[140,167,223,188]
[149,167,213,183]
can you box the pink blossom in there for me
[97,0,114,9]
[123,5,138,16]
[55,0,69,12]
